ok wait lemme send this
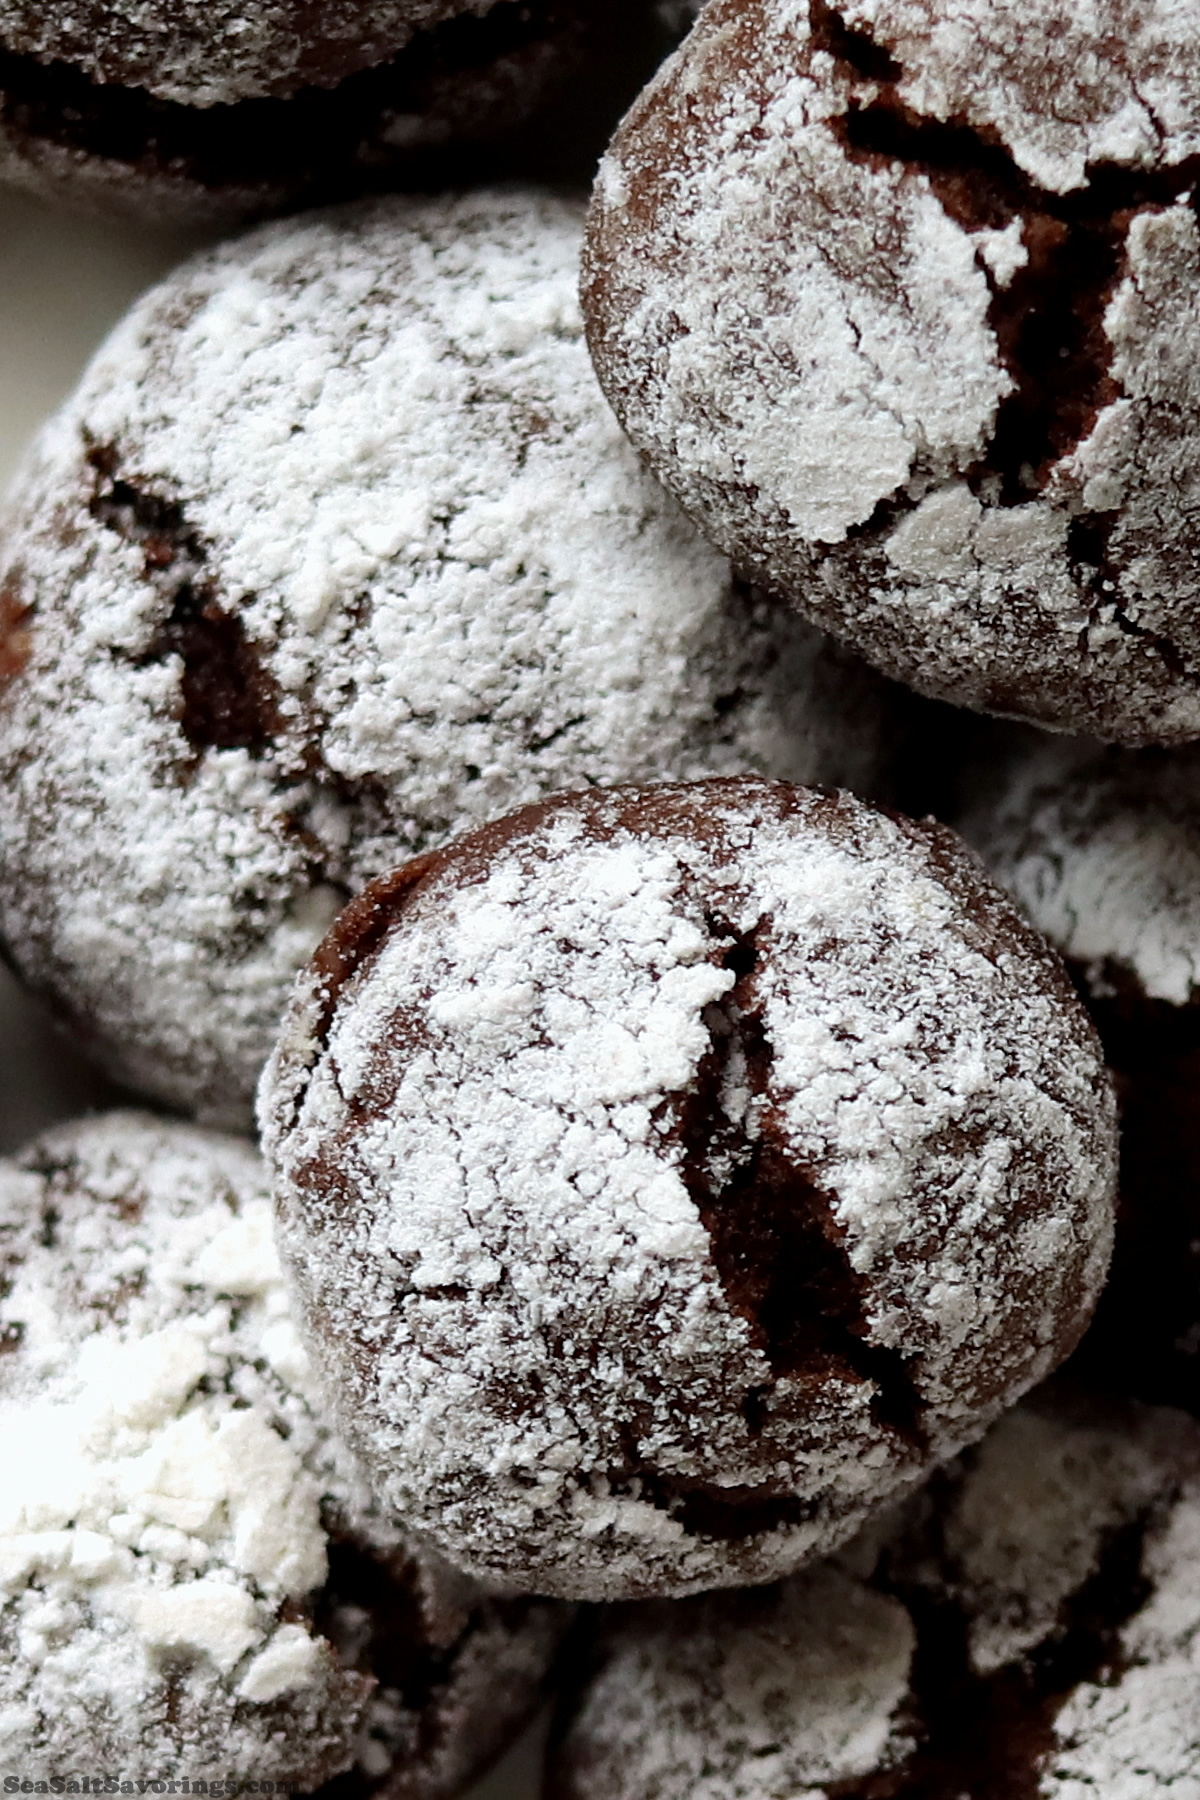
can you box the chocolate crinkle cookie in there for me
[958,732,1200,1413]
[259,775,1117,1602]
[549,1386,1200,1800]
[583,0,1200,744]
[0,1110,570,1791]
[0,190,894,1125]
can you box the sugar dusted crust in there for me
[552,1564,919,1800]
[0,191,891,1123]
[584,0,1200,743]
[0,1111,568,1791]
[261,776,1117,1600]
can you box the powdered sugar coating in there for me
[957,734,1200,1006]
[550,1390,1200,1799]
[261,776,1116,1601]
[0,190,892,1125]
[583,0,1200,743]
[0,1111,568,1789]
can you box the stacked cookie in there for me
[1,0,1199,1793]
[0,0,667,220]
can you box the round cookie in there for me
[0,189,896,1124]
[0,1110,570,1790]
[260,775,1117,1602]
[583,0,1200,744]
[958,733,1200,1412]
[549,1387,1200,1800]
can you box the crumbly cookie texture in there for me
[957,730,1200,1415]
[583,0,1200,744]
[549,1388,1200,1800]
[0,189,892,1125]
[260,775,1117,1602]
[0,1110,568,1790]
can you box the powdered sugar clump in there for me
[0,1114,360,1778]
[0,189,893,1125]
[262,776,1116,1601]
[958,734,1200,1006]
[0,1111,567,1787]
[584,0,1200,742]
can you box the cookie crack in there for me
[86,443,282,755]
[584,911,926,1548]
[1069,512,1190,678]
[144,587,285,754]
[664,914,927,1449]
[808,0,900,85]
[812,1,1200,507]
[601,1451,819,1542]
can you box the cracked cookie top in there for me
[583,0,1200,743]
[548,1387,1200,1800]
[259,775,1117,1601]
[0,1110,568,1790]
[0,190,893,1124]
